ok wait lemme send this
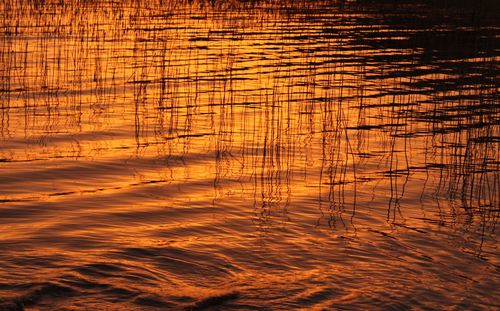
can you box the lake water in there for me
[0,0,498,310]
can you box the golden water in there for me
[0,1,498,309]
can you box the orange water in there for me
[0,1,498,309]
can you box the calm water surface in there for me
[0,0,499,309]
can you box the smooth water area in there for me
[0,1,499,309]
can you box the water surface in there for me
[0,0,499,310]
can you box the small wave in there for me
[134,295,174,308]
[185,291,240,311]
[2,282,76,310]
[74,262,127,278]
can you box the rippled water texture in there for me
[0,0,499,309]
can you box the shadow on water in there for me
[0,0,499,310]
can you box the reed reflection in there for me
[1,0,496,240]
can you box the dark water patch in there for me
[13,283,75,309]
[132,295,174,308]
[0,299,23,311]
[186,291,240,311]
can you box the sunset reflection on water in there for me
[0,0,498,309]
